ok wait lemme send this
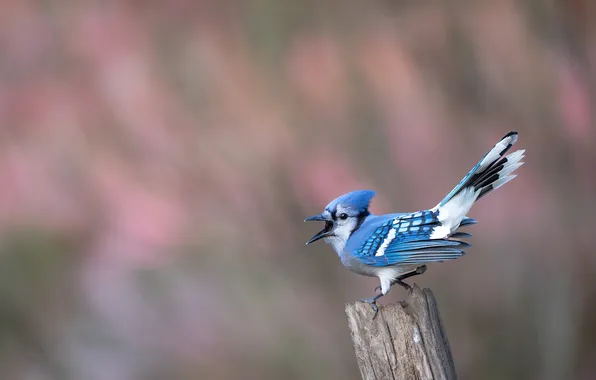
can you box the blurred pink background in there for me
[1,1,596,379]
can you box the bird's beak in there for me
[304,213,327,222]
[304,213,333,245]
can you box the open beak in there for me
[304,213,333,245]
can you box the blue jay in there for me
[305,132,524,315]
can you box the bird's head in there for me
[304,190,376,252]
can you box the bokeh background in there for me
[1,1,596,379]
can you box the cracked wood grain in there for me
[345,286,457,380]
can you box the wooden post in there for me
[345,286,457,380]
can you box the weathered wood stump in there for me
[345,286,457,380]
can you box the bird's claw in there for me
[360,297,380,319]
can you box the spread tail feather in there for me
[438,131,521,207]
[431,132,524,239]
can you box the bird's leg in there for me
[392,265,427,291]
[360,292,384,318]
[364,265,428,318]
[373,265,428,293]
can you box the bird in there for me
[304,131,524,316]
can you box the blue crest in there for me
[325,190,376,214]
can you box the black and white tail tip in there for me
[430,132,525,239]
[439,131,524,206]
[472,131,524,199]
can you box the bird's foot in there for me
[395,278,413,292]
[393,265,428,292]
[360,295,382,318]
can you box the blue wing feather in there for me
[388,240,470,254]
[358,246,467,266]
[367,243,468,266]
[386,239,466,251]
[354,210,471,267]
[356,210,440,257]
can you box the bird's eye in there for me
[339,213,348,220]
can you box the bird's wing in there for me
[354,210,472,267]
